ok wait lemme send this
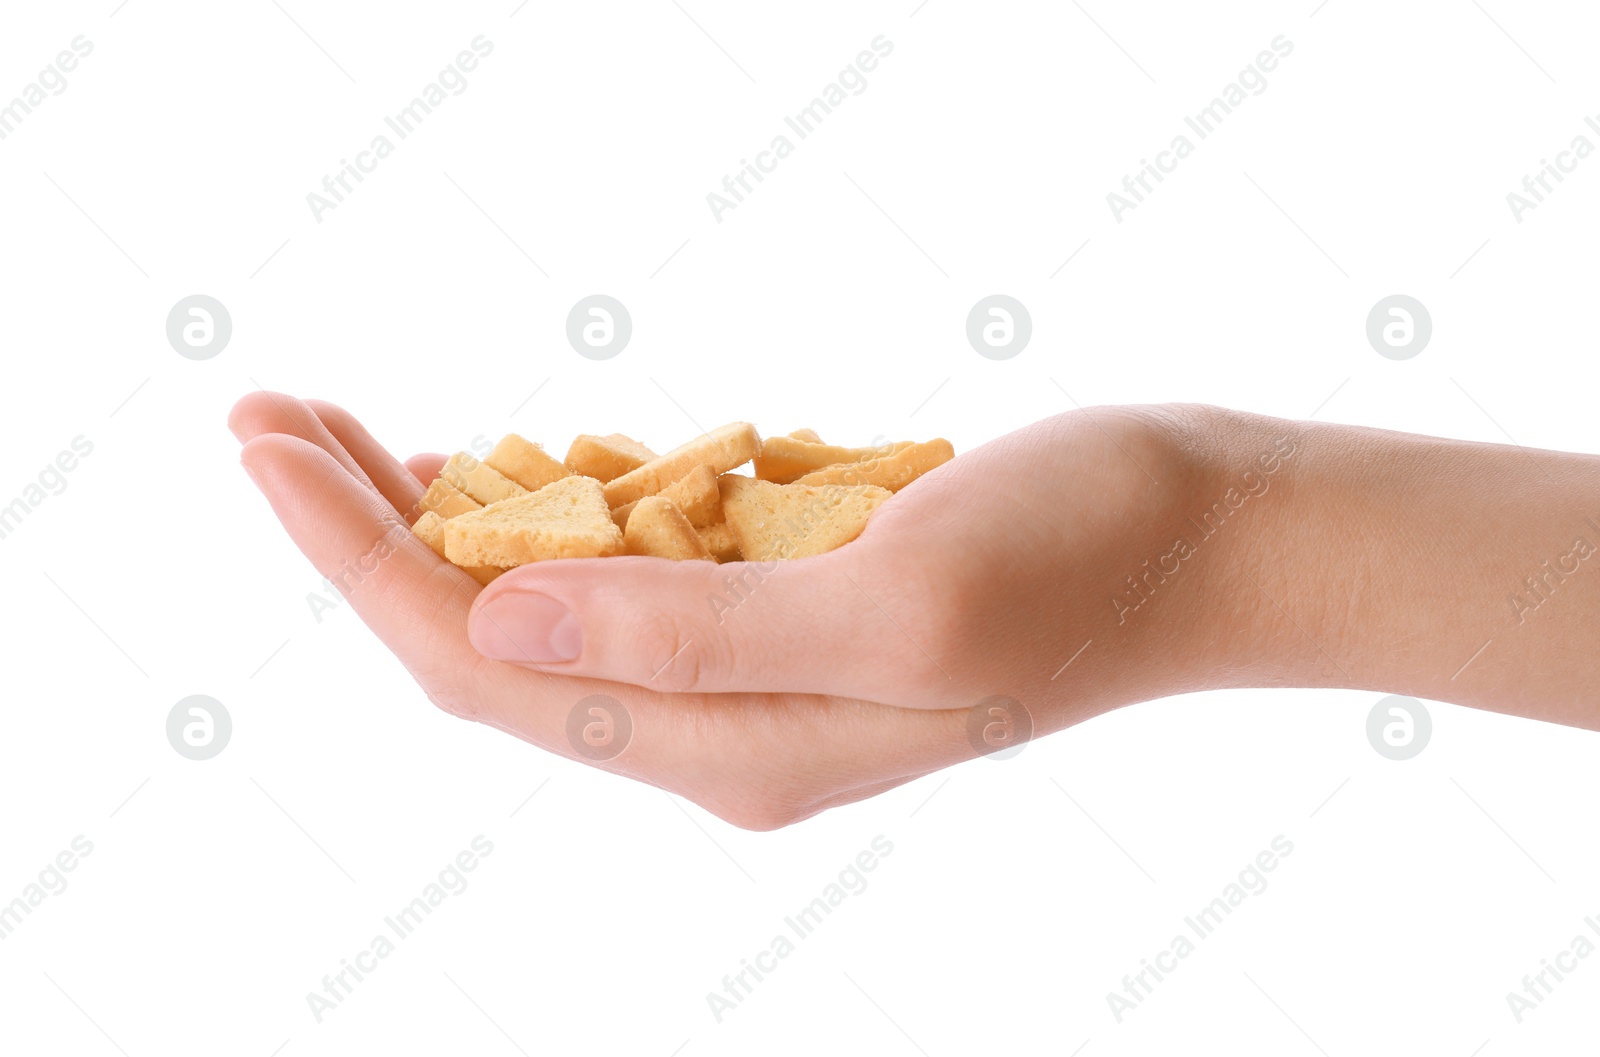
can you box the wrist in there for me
[1181,409,1600,724]
[1111,405,1321,698]
[1032,404,1317,714]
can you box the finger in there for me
[238,433,666,754]
[305,399,426,514]
[229,391,379,499]
[241,432,483,655]
[465,546,961,704]
[405,453,448,486]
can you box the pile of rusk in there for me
[410,424,954,584]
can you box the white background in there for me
[2,0,1599,1053]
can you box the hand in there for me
[229,393,1221,827]
[234,392,1600,828]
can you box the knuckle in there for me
[632,609,719,692]
[414,648,484,725]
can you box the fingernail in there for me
[471,592,582,663]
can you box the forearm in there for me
[1193,409,1600,728]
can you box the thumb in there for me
[465,550,956,702]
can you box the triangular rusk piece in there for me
[412,511,505,585]
[444,476,623,567]
[486,434,571,492]
[565,433,658,483]
[718,475,890,561]
[753,436,914,484]
[415,478,482,520]
[441,452,530,505]
[611,463,721,530]
[603,422,761,507]
[794,439,954,492]
[697,521,741,563]
[623,496,713,561]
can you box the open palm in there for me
[232,392,1202,827]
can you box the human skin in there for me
[230,393,1600,828]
